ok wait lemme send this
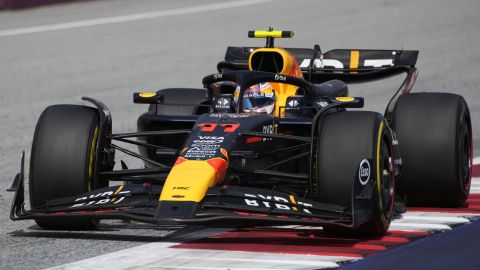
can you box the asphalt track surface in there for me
[0,0,480,269]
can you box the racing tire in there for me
[316,111,395,236]
[30,105,101,230]
[392,93,472,206]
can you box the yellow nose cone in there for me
[159,160,217,202]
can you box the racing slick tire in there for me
[392,92,472,206]
[316,111,395,236]
[30,105,101,230]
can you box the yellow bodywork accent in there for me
[251,31,290,38]
[160,160,216,202]
[111,185,124,202]
[248,48,303,117]
[350,51,359,69]
[139,92,156,98]
[249,48,298,76]
[289,195,298,211]
[114,185,124,194]
[336,97,355,102]
[272,83,300,117]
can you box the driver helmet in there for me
[234,82,276,114]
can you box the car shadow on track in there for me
[7,223,215,243]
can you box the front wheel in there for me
[30,105,102,230]
[316,111,395,235]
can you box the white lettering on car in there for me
[69,190,131,208]
[359,159,371,185]
[245,199,259,207]
[300,59,345,69]
[274,74,287,81]
[300,58,394,69]
[243,193,313,214]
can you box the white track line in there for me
[389,222,452,231]
[470,187,480,194]
[145,268,269,270]
[0,0,277,38]
[473,156,480,165]
[398,215,470,223]
[171,256,339,268]
[138,267,290,270]
[46,244,345,270]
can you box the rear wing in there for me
[217,46,419,84]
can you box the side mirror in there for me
[133,92,159,104]
[331,96,364,108]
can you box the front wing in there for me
[10,171,373,228]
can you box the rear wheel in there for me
[30,105,101,230]
[316,111,395,235]
[392,93,472,206]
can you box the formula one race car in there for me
[9,30,473,236]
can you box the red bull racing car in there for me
[9,30,473,235]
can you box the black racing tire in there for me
[316,111,395,236]
[30,105,100,230]
[149,88,207,115]
[392,93,472,206]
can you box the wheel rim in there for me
[380,134,394,220]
